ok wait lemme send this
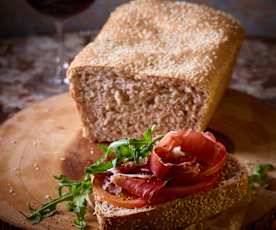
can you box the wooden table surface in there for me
[0,32,276,229]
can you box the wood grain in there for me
[0,90,276,229]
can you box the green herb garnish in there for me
[248,163,274,189]
[27,127,160,229]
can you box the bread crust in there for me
[68,0,244,142]
[94,155,248,230]
[68,0,244,87]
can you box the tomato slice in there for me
[161,175,218,197]
[111,174,166,201]
[93,176,148,209]
[93,175,218,208]
[151,175,218,204]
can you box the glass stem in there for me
[55,20,66,84]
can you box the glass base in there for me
[42,62,69,94]
[45,20,69,89]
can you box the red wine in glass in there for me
[26,0,95,19]
[26,0,95,86]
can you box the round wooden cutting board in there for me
[0,90,276,230]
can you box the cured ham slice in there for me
[96,129,227,207]
[150,129,227,181]
[111,174,166,201]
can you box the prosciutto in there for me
[104,129,227,204]
[150,129,227,180]
[111,174,166,201]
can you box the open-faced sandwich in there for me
[27,127,248,230]
[92,128,248,229]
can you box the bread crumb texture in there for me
[71,69,207,141]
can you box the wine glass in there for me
[26,0,95,86]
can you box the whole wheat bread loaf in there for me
[93,155,248,230]
[67,0,244,142]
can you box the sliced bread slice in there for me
[93,155,248,230]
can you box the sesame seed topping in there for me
[32,140,41,147]
[33,162,40,170]
[72,0,243,88]
[9,187,15,194]
[13,167,20,174]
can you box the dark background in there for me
[0,0,276,38]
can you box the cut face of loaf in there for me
[70,69,207,141]
[68,0,244,142]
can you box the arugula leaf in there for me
[143,126,155,144]
[28,192,73,224]
[27,126,159,229]
[28,174,92,230]
[99,126,161,167]
[108,139,129,150]
[67,175,92,230]
[248,163,274,189]
[86,161,113,174]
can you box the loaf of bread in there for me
[93,155,248,229]
[68,0,244,142]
